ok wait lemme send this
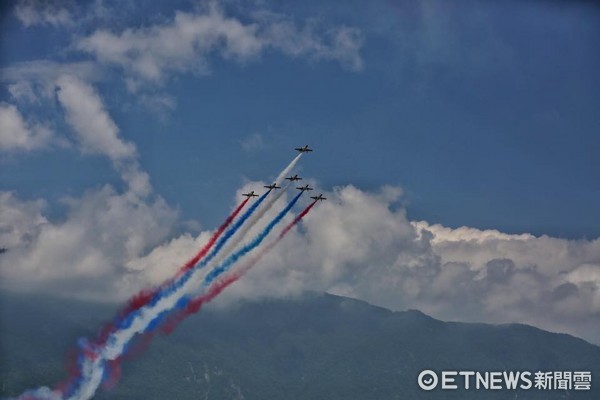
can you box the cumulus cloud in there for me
[0,188,177,299]
[127,184,600,345]
[76,5,364,86]
[1,75,179,299]
[0,103,54,151]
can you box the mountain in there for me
[1,292,599,399]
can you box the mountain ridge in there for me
[1,291,598,399]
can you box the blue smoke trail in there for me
[187,189,272,274]
[204,191,303,286]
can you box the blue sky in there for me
[1,0,599,238]
[1,1,600,345]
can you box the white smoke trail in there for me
[275,153,302,183]
[208,153,302,270]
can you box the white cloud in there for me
[412,221,536,244]
[2,182,599,343]
[129,184,600,345]
[7,81,38,103]
[14,0,73,28]
[1,64,153,195]
[55,75,152,197]
[76,5,364,86]
[55,75,136,160]
[0,75,179,298]
[77,6,263,83]
[257,13,364,71]
[0,187,177,299]
[1,61,104,105]
[0,103,54,151]
[0,192,47,250]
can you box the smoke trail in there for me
[210,182,290,267]
[61,191,272,398]
[209,198,318,286]
[207,153,302,268]
[275,153,302,183]
[14,198,318,400]
[161,199,319,333]
[98,192,306,390]
[110,197,251,327]
[177,190,271,279]
[202,190,304,286]
[135,190,304,338]
[151,152,302,300]
[88,195,253,353]
[100,154,301,339]
[39,194,269,400]
[117,153,303,323]
[66,191,300,400]
[178,196,251,275]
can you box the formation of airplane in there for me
[243,146,326,202]
[264,183,281,190]
[295,145,313,153]
[242,191,259,198]
[285,174,302,182]
[296,184,313,192]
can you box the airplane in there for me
[296,184,313,192]
[311,194,327,201]
[264,183,281,190]
[242,191,259,198]
[295,145,313,153]
[285,174,302,182]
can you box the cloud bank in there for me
[2,183,599,345]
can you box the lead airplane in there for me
[295,145,313,153]
[264,183,281,190]
[242,191,259,198]
[311,194,327,201]
[297,184,313,192]
[285,174,302,182]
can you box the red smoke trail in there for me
[160,200,319,334]
[278,199,317,238]
[94,197,250,346]
[178,197,251,275]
